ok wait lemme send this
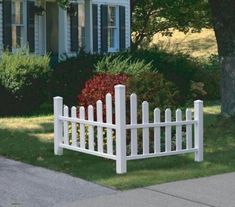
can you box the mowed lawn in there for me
[0,103,235,190]
[152,29,218,58]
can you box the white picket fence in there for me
[54,85,203,174]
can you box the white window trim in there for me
[11,0,27,52]
[107,5,119,53]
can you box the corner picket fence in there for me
[54,85,203,174]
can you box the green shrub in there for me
[51,52,100,106]
[115,48,220,101]
[95,54,153,76]
[194,69,220,100]
[196,55,220,100]
[0,50,51,115]
[128,72,181,117]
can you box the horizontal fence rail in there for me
[54,85,203,174]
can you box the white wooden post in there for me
[154,108,161,153]
[106,93,113,155]
[97,100,103,153]
[63,105,69,145]
[176,109,182,151]
[130,93,138,156]
[165,109,172,152]
[194,100,203,162]
[71,107,78,147]
[54,97,63,155]
[88,105,94,151]
[80,107,86,149]
[115,85,127,174]
[142,101,149,154]
[186,109,192,149]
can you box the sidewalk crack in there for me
[144,188,215,207]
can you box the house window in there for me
[70,3,85,51]
[108,6,117,52]
[78,3,85,48]
[11,0,26,49]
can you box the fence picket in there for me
[71,106,77,147]
[79,107,85,149]
[186,109,192,149]
[165,109,172,152]
[88,105,94,151]
[142,101,149,154]
[63,105,69,145]
[154,108,161,153]
[130,94,138,155]
[176,109,182,151]
[106,93,113,155]
[97,100,103,153]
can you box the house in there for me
[0,0,130,57]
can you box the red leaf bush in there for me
[77,73,129,120]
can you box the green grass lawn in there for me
[0,102,234,190]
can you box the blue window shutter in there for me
[92,4,98,53]
[3,0,12,51]
[27,1,35,52]
[101,5,108,53]
[119,6,126,50]
[70,4,79,52]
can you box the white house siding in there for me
[125,1,131,49]
[97,4,101,51]
[0,1,3,54]
[92,0,131,51]
[67,15,71,52]
[34,16,40,54]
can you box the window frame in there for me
[77,2,85,48]
[107,5,119,53]
[11,0,27,51]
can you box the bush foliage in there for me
[95,54,153,76]
[99,49,220,102]
[128,72,181,113]
[0,50,51,115]
[51,52,100,106]
[0,47,220,115]
[78,73,129,119]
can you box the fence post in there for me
[115,85,127,174]
[54,97,63,155]
[194,100,203,162]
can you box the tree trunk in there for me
[221,57,235,116]
[209,0,235,116]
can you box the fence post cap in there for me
[194,100,203,104]
[53,96,63,100]
[114,84,125,89]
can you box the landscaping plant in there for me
[0,49,51,115]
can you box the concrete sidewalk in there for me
[1,157,235,207]
[64,173,235,207]
[0,157,116,207]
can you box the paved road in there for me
[65,173,235,207]
[0,157,116,207]
[1,157,235,207]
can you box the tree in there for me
[131,0,211,49]
[209,0,235,116]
